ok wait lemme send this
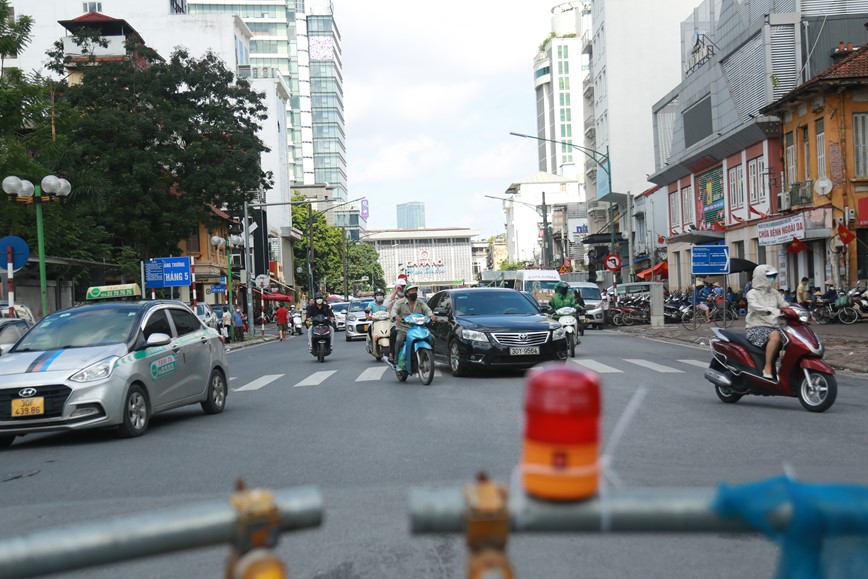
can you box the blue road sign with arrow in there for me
[0,236,30,272]
[692,245,730,275]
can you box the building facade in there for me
[533,2,586,181]
[396,202,426,229]
[363,228,480,292]
[650,0,868,291]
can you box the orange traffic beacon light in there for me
[521,363,601,501]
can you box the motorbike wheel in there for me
[568,332,576,358]
[611,312,623,326]
[798,371,837,412]
[373,343,383,361]
[417,349,434,385]
[710,361,742,403]
[449,340,467,377]
[838,306,858,325]
[397,369,408,382]
[317,342,325,363]
[622,314,634,326]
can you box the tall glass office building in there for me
[188,0,346,202]
[397,202,426,229]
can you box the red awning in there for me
[253,288,293,301]
[636,260,668,280]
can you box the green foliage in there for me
[539,32,556,52]
[52,41,271,260]
[498,260,528,271]
[0,0,33,74]
[346,241,385,292]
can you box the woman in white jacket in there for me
[745,264,789,379]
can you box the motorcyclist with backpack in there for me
[305,292,335,352]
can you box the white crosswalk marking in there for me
[625,359,684,373]
[571,359,623,373]
[678,359,709,368]
[293,370,336,387]
[356,367,388,382]
[234,374,284,392]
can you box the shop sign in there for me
[405,249,446,276]
[757,214,806,246]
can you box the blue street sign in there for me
[692,245,730,275]
[160,257,191,287]
[0,236,30,272]
[361,199,369,219]
[144,257,192,288]
[211,284,226,294]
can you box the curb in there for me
[614,327,868,374]
[225,335,278,352]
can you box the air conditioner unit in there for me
[779,192,791,211]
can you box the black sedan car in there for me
[427,287,568,376]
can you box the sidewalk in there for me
[613,318,868,374]
[223,326,280,352]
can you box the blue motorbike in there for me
[392,313,435,385]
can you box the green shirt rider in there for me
[550,281,577,317]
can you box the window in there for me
[817,119,826,179]
[785,132,796,186]
[170,309,201,336]
[681,186,694,225]
[559,93,571,106]
[558,77,570,90]
[758,158,768,202]
[143,310,172,340]
[669,191,681,227]
[186,232,200,253]
[802,126,810,182]
[82,2,102,12]
[729,166,744,209]
[748,158,759,204]
[560,108,571,122]
[854,114,868,177]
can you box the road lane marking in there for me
[294,370,336,387]
[678,359,709,368]
[356,367,388,382]
[234,374,284,392]
[571,359,623,373]
[625,359,684,373]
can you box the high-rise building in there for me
[397,202,426,229]
[534,2,586,181]
[187,0,347,202]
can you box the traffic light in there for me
[226,481,287,579]
[521,363,601,501]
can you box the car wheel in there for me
[201,369,227,415]
[118,384,149,438]
[0,435,15,449]
[345,333,352,342]
[449,340,467,377]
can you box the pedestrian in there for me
[796,277,810,307]
[275,301,290,341]
[232,307,245,342]
[222,308,233,342]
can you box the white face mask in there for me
[316,299,323,305]
[397,290,404,298]
[375,296,384,303]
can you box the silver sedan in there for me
[0,300,229,448]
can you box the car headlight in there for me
[70,356,119,383]
[461,328,489,343]
[552,327,566,340]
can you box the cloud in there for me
[351,135,453,184]
[455,141,535,181]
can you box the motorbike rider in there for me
[820,279,838,302]
[367,288,388,340]
[551,281,577,312]
[745,265,789,379]
[305,292,335,352]
[389,282,434,364]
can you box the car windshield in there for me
[13,305,140,351]
[349,300,374,312]
[523,280,559,292]
[579,287,602,300]
[453,291,541,316]
[331,303,349,313]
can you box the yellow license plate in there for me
[12,397,44,417]
[363,325,369,332]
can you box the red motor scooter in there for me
[704,304,837,412]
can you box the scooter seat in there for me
[717,329,766,356]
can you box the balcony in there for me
[582,30,592,55]
[583,74,594,99]
[62,35,127,60]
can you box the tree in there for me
[346,241,384,292]
[50,37,272,261]
[498,260,528,271]
[0,0,32,75]
[289,191,342,294]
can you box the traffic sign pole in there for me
[6,246,14,316]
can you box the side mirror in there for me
[539,304,551,314]
[143,332,171,349]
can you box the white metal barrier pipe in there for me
[409,487,792,534]
[0,486,323,579]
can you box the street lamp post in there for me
[485,193,551,267]
[508,132,616,259]
[210,234,244,309]
[2,175,71,316]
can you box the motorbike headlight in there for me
[70,356,119,383]
[552,327,566,340]
[461,328,489,343]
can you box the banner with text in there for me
[757,214,805,246]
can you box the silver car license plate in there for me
[510,346,539,356]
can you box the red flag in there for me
[786,236,808,254]
[732,213,744,223]
[748,204,767,219]
[657,233,667,244]
[711,217,726,232]
[838,222,856,245]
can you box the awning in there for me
[253,288,293,301]
[636,261,668,280]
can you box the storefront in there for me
[755,208,834,290]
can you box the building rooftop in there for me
[363,228,480,241]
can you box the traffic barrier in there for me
[0,484,323,579]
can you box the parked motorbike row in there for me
[810,284,868,325]
[606,294,653,326]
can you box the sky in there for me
[334,0,555,237]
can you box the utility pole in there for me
[541,191,549,268]
[627,191,633,282]
[342,228,349,301]
[308,206,315,294]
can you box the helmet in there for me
[555,281,570,294]
[374,288,385,296]
[395,277,407,287]
[315,292,324,299]
[405,283,419,293]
